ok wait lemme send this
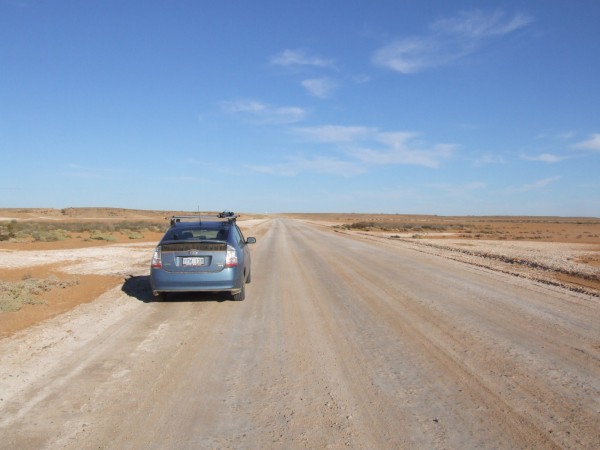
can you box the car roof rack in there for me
[168,211,239,227]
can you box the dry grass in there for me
[0,219,165,243]
[321,215,600,244]
[0,208,266,244]
[0,275,80,313]
[2,209,599,245]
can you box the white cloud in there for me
[294,125,455,169]
[474,152,505,166]
[573,133,600,151]
[270,49,336,69]
[249,125,455,177]
[431,10,532,38]
[373,38,443,74]
[373,10,533,74]
[525,176,561,189]
[350,132,454,168]
[221,99,307,124]
[508,176,561,193]
[293,125,375,142]
[301,77,337,98]
[248,155,365,177]
[520,153,569,163]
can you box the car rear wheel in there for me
[153,292,167,302]
[232,284,245,301]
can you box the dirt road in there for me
[1,218,599,449]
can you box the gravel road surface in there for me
[1,218,599,449]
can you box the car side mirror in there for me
[246,237,257,244]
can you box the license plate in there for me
[182,257,205,266]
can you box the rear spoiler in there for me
[168,211,239,227]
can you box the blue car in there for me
[150,213,256,301]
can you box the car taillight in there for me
[151,247,162,268]
[225,244,238,267]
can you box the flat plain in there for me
[1,208,599,449]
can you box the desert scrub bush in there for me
[344,221,471,233]
[89,231,117,241]
[0,276,80,313]
[333,224,352,231]
[118,228,144,239]
[0,220,164,241]
[144,224,165,233]
[32,229,70,242]
[0,220,17,241]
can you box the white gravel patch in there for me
[0,242,155,277]
[414,238,600,278]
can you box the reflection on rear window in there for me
[163,227,229,241]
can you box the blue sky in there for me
[1,1,599,216]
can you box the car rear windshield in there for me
[163,225,229,241]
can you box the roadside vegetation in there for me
[0,275,80,313]
[339,221,472,233]
[337,217,600,242]
[0,220,165,243]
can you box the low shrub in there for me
[89,232,117,242]
[0,220,164,242]
[32,229,70,242]
[0,221,16,241]
[344,221,472,233]
[0,276,80,313]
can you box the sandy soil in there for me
[0,234,163,337]
[1,212,599,448]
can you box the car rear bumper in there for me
[150,267,243,294]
